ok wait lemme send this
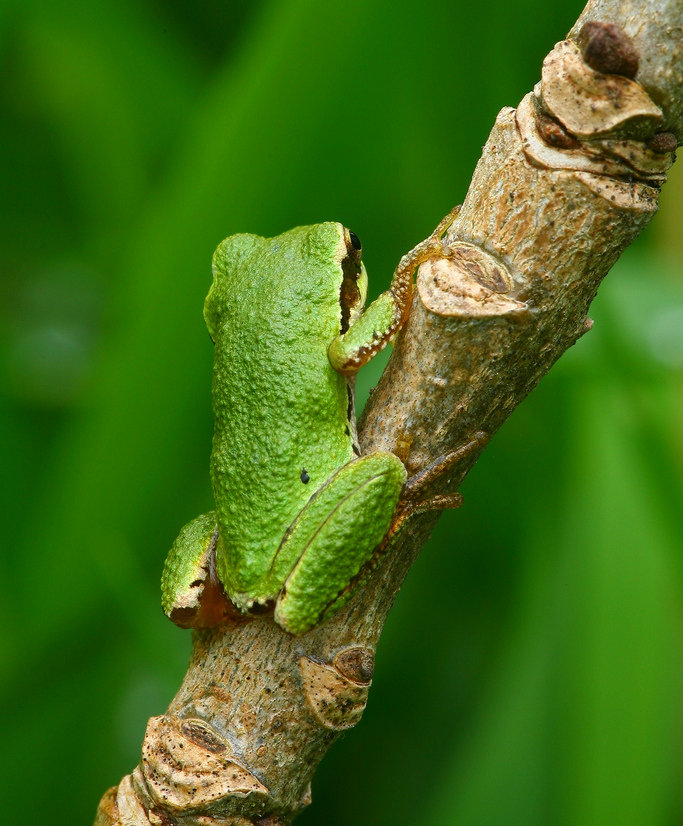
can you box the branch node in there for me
[299,655,372,730]
[576,20,640,79]
[417,246,529,319]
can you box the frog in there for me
[161,210,486,635]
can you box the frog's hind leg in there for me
[290,429,489,632]
[273,453,407,635]
[310,430,489,626]
[161,512,234,628]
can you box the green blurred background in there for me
[1,0,682,823]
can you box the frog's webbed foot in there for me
[328,206,462,375]
[385,430,489,539]
[161,512,236,629]
[402,429,488,500]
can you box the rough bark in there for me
[95,1,681,824]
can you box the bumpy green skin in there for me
[161,512,216,618]
[162,223,407,634]
[273,454,406,632]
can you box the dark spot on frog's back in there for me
[301,468,310,484]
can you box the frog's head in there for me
[203,224,369,344]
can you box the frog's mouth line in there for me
[339,252,362,334]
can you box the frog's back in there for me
[205,224,355,601]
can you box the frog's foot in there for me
[161,512,236,629]
[430,203,461,239]
[385,429,489,540]
[402,429,488,500]
[328,205,462,375]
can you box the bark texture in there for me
[95,1,681,824]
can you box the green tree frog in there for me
[161,212,484,634]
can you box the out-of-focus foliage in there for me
[1,1,681,823]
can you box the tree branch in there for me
[95,1,681,824]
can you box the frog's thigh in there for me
[274,453,406,634]
[161,512,229,628]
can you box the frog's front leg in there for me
[161,512,234,628]
[327,205,461,374]
[272,453,407,634]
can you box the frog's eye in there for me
[344,228,362,261]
